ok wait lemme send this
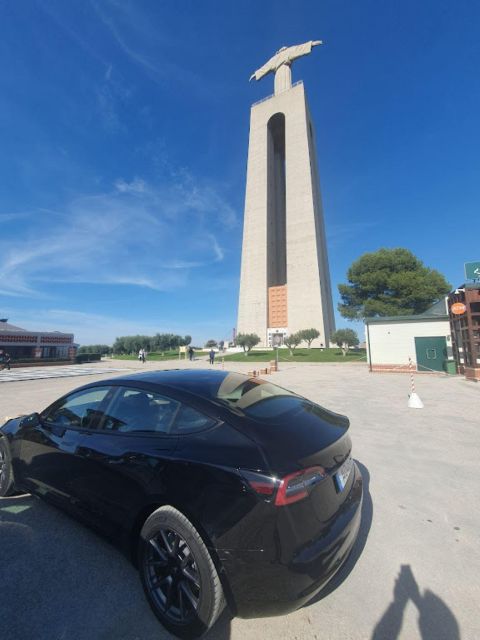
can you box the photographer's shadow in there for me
[372,564,460,640]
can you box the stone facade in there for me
[237,81,335,347]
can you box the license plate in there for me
[335,457,353,492]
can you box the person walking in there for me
[138,348,146,363]
[209,348,215,365]
[188,346,194,361]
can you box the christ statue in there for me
[250,40,323,94]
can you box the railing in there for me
[251,80,303,107]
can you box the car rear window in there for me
[215,372,298,414]
[241,395,307,420]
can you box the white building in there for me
[365,299,452,373]
[0,319,75,361]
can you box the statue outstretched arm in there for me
[249,40,323,82]
[249,52,279,82]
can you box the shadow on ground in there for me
[371,564,460,640]
[0,494,231,640]
[304,461,460,640]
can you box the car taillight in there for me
[240,470,280,497]
[240,466,326,506]
[275,466,326,506]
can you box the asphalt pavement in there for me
[1,358,479,640]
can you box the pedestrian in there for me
[188,346,194,361]
[138,348,146,363]
[209,348,215,365]
[4,352,11,370]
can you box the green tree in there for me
[284,331,303,355]
[236,333,260,355]
[338,248,451,320]
[298,328,320,348]
[331,329,359,356]
[77,344,112,355]
[205,339,217,348]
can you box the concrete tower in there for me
[237,41,335,348]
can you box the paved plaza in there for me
[1,359,479,640]
[0,365,125,384]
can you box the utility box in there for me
[444,360,457,375]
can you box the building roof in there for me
[0,320,27,332]
[364,298,449,325]
[365,314,449,325]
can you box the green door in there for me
[414,336,447,372]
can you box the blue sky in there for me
[1,0,479,346]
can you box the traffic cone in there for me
[408,393,424,409]
[408,358,424,409]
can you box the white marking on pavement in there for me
[0,366,125,383]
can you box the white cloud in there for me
[3,307,230,346]
[114,177,147,193]
[0,174,235,297]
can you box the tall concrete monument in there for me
[237,40,335,348]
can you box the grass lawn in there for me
[111,350,211,362]
[112,351,183,362]
[222,348,367,363]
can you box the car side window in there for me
[172,404,217,434]
[42,387,112,430]
[99,387,180,434]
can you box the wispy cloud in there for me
[0,212,35,223]
[327,221,378,247]
[3,307,230,345]
[89,0,221,99]
[0,173,236,297]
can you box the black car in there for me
[0,369,362,639]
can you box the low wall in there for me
[370,364,443,374]
[7,360,74,369]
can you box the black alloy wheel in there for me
[0,439,15,497]
[139,506,225,639]
[145,528,200,623]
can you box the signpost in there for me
[465,262,480,280]
[451,302,467,315]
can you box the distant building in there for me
[364,299,451,373]
[0,319,75,360]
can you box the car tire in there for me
[0,438,16,497]
[139,505,225,639]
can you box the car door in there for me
[17,385,114,509]
[70,385,179,539]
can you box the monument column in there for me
[237,42,335,348]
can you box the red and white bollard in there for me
[407,357,424,409]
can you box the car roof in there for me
[97,369,241,397]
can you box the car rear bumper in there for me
[218,462,363,618]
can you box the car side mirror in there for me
[20,412,40,428]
